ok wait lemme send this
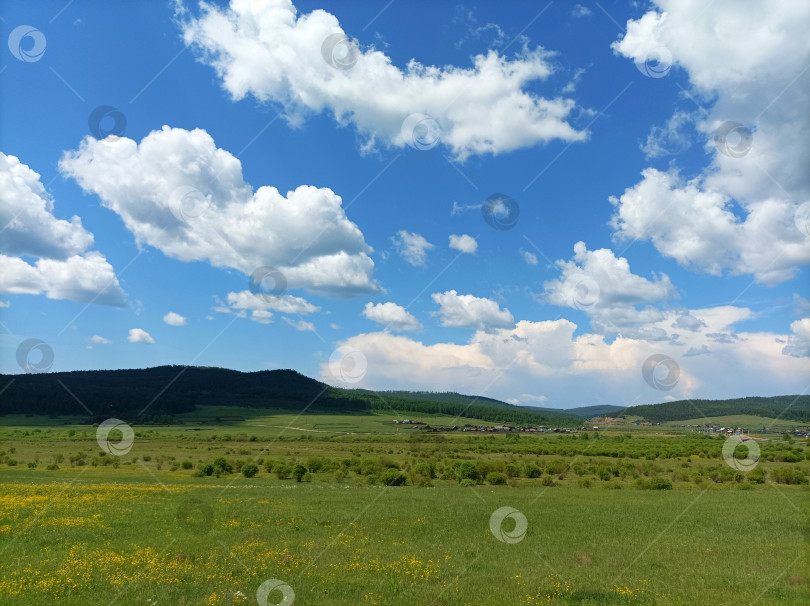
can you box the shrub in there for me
[292,464,307,482]
[747,467,766,484]
[459,478,476,488]
[196,462,214,477]
[212,457,232,476]
[381,469,407,486]
[242,462,259,478]
[524,463,542,478]
[6,459,17,466]
[541,476,556,487]
[486,472,508,485]
[504,463,521,478]
[770,467,808,485]
[275,463,292,480]
[46,463,59,470]
[304,457,324,473]
[181,461,193,470]
[414,461,436,479]
[649,477,673,490]
[455,461,479,482]
[578,478,592,488]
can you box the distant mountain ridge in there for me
[1,366,805,425]
[0,366,579,426]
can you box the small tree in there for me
[242,462,259,478]
[292,464,307,482]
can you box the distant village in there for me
[392,418,810,437]
[393,419,594,433]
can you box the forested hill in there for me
[0,366,580,426]
[621,395,810,423]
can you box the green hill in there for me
[0,366,580,427]
[621,395,810,423]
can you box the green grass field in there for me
[1,414,808,605]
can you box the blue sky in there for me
[2,0,808,408]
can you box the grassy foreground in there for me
[0,417,808,605]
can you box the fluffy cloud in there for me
[610,169,810,285]
[545,242,674,307]
[782,318,810,358]
[432,290,515,332]
[0,253,125,306]
[448,234,477,254]
[225,290,319,314]
[610,0,810,285]
[59,127,380,298]
[89,335,110,344]
[392,231,433,267]
[0,153,125,306]
[128,328,154,344]
[180,0,586,160]
[543,242,675,339]
[321,305,808,405]
[163,312,187,326]
[363,302,422,332]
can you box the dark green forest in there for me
[621,395,810,423]
[1,366,806,426]
[0,366,579,426]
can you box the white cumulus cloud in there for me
[128,328,154,344]
[432,290,515,332]
[363,302,422,332]
[163,312,187,326]
[392,231,433,267]
[179,0,587,160]
[610,0,810,285]
[0,153,125,306]
[448,234,477,254]
[59,127,381,298]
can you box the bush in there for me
[541,476,556,487]
[181,460,193,470]
[578,478,592,488]
[649,477,673,490]
[486,472,508,485]
[242,462,259,478]
[414,461,436,479]
[46,463,59,470]
[635,476,673,490]
[459,478,476,488]
[381,469,407,486]
[747,467,766,484]
[275,463,292,480]
[292,464,307,482]
[524,463,542,478]
[770,467,808,485]
[504,463,521,478]
[304,457,324,473]
[455,461,479,482]
[196,462,214,477]
[212,457,232,476]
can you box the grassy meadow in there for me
[0,412,808,605]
